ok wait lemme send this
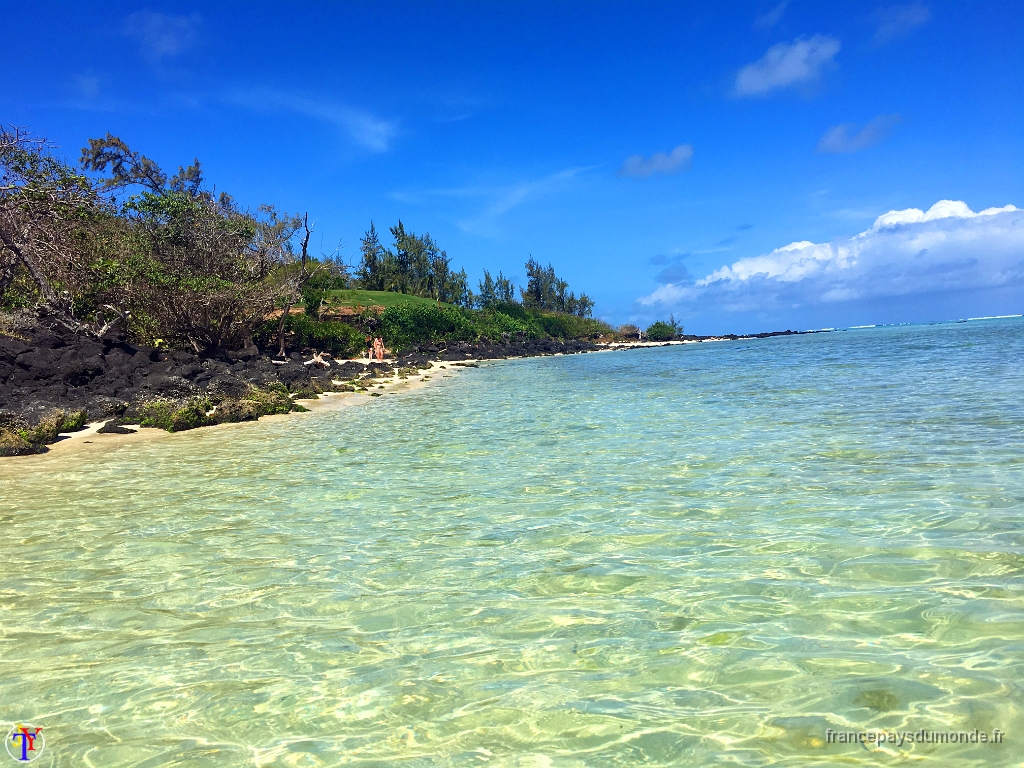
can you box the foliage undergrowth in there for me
[137,383,301,432]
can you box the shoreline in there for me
[3,356,481,461]
[1,326,818,462]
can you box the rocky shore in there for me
[0,311,810,456]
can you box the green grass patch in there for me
[323,289,457,310]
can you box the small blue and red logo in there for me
[5,725,44,763]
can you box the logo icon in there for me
[5,725,44,763]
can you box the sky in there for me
[2,1,1023,333]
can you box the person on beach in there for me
[366,335,374,360]
[373,336,385,361]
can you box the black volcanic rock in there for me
[97,419,137,435]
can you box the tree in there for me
[477,269,516,308]
[81,132,203,196]
[520,257,594,317]
[81,133,302,352]
[356,222,386,290]
[300,254,350,319]
[354,221,473,307]
[273,213,314,357]
[0,127,107,311]
[646,316,683,341]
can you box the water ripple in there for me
[2,320,1023,766]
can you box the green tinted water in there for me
[2,320,1023,766]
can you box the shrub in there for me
[379,304,480,349]
[211,399,259,424]
[61,410,88,432]
[23,409,78,445]
[0,431,46,456]
[137,400,176,430]
[256,314,365,358]
[473,308,536,341]
[247,383,299,416]
[169,402,211,432]
[536,312,611,339]
[646,320,682,341]
[137,398,212,432]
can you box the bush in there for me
[137,400,176,430]
[256,296,612,356]
[255,314,365,358]
[247,383,299,416]
[646,320,681,341]
[169,402,211,432]
[0,431,46,456]
[61,409,88,432]
[473,308,537,341]
[536,312,611,340]
[137,398,212,432]
[21,408,86,445]
[379,304,480,349]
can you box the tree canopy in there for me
[476,269,516,308]
[520,258,594,317]
[1,128,304,352]
[2,127,603,356]
[356,221,471,306]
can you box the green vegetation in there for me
[257,314,366,358]
[322,289,456,310]
[521,258,594,317]
[476,270,516,307]
[356,222,471,305]
[1,126,609,358]
[137,383,304,432]
[22,408,88,444]
[286,297,610,353]
[646,317,684,341]
[0,408,89,455]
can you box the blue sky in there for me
[3,1,1022,333]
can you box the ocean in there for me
[2,318,1023,766]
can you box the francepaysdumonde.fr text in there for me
[826,728,1005,747]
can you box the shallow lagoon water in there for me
[2,320,1023,766]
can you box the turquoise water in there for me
[2,320,1023,767]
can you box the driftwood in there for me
[302,350,332,368]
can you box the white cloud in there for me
[640,200,1024,311]
[735,35,841,96]
[229,91,397,152]
[817,114,901,153]
[393,168,588,236]
[75,75,100,99]
[869,200,1016,229]
[619,145,693,178]
[755,1,790,29]
[123,11,201,59]
[455,169,585,234]
[872,4,931,44]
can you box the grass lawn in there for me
[324,289,457,310]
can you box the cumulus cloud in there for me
[123,11,201,59]
[229,90,397,152]
[619,145,693,178]
[872,3,931,44]
[735,35,841,96]
[639,201,1024,312]
[817,114,901,153]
